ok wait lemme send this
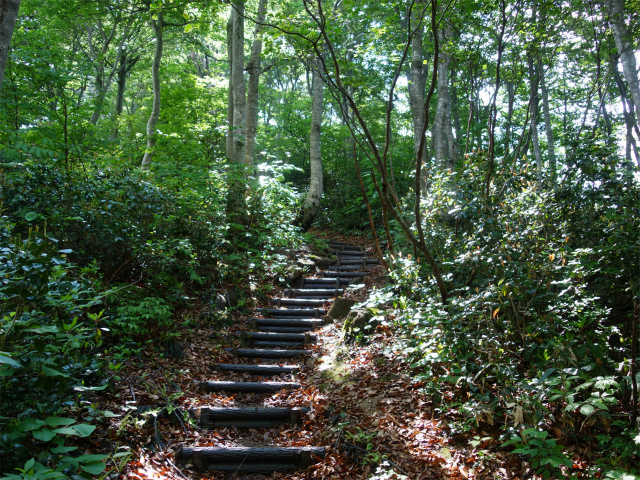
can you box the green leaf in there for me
[20,417,45,431]
[82,461,106,475]
[580,403,595,416]
[184,24,193,33]
[42,366,68,377]
[74,384,108,392]
[32,428,57,442]
[50,445,78,454]
[71,424,96,437]
[25,212,37,221]
[75,454,109,463]
[0,355,21,368]
[24,458,35,472]
[44,417,75,426]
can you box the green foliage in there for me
[369,150,640,476]
[0,220,109,475]
[503,428,574,479]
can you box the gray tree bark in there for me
[245,0,268,164]
[226,11,234,160]
[607,0,640,126]
[140,9,163,170]
[230,0,246,165]
[528,55,543,182]
[225,0,248,230]
[538,58,555,181]
[0,0,21,90]
[299,63,324,231]
[433,26,456,170]
[407,6,428,170]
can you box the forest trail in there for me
[175,240,379,476]
[106,237,520,480]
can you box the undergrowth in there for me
[361,152,640,478]
[0,156,306,477]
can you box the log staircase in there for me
[177,240,380,476]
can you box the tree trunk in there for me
[245,0,268,164]
[612,56,640,168]
[538,58,555,181]
[0,0,21,90]
[299,64,323,231]
[528,55,543,182]
[433,26,456,170]
[226,10,234,160]
[140,10,163,170]
[231,0,246,165]
[407,4,429,171]
[505,81,515,159]
[226,0,248,230]
[607,0,640,126]
[111,51,139,140]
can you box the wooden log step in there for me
[257,326,315,333]
[199,406,306,428]
[287,288,341,297]
[338,259,367,266]
[258,308,323,317]
[270,298,328,307]
[250,318,322,328]
[335,251,368,257]
[339,257,381,265]
[239,331,317,343]
[199,380,300,394]
[327,241,358,247]
[252,340,306,348]
[328,265,362,271]
[213,363,299,375]
[303,278,345,287]
[228,348,312,359]
[178,446,325,473]
[328,244,363,251]
[323,271,369,278]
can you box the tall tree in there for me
[299,61,323,231]
[407,0,429,173]
[432,25,456,170]
[140,3,163,170]
[0,0,21,90]
[225,0,248,229]
[245,0,268,164]
[606,0,640,126]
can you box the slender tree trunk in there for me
[0,0,20,90]
[539,60,555,181]
[244,0,267,164]
[231,0,246,165]
[612,56,640,168]
[407,1,429,171]
[111,51,127,140]
[451,68,461,149]
[111,52,138,140]
[89,63,105,125]
[528,54,543,182]
[505,82,515,159]
[226,0,248,231]
[140,10,163,170]
[299,63,323,231]
[607,0,640,126]
[433,27,456,170]
[226,11,234,160]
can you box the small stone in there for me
[214,293,227,310]
[326,297,357,320]
[309,255,337,269]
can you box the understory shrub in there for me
[374,152,640,476]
